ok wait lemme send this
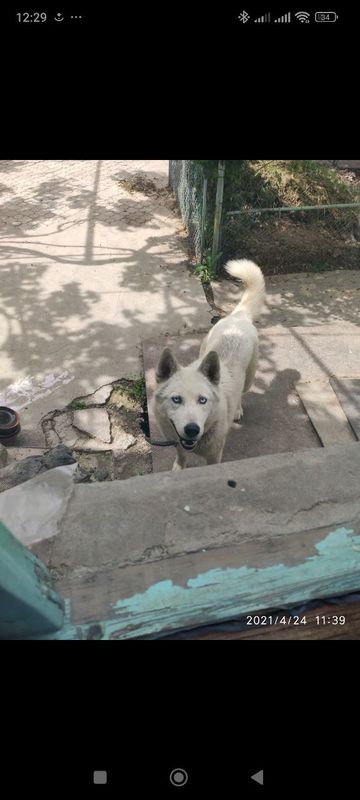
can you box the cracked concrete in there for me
[73,407,111,443]
[80,385,113,405]
[32,442,360,591]
[38,378,152,484]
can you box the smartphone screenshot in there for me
[0,4,358,797]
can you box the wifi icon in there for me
[295,11,310,22]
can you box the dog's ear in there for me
[156,347,178,383]
[199,350,220,385]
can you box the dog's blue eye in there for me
[172,396,182,404]
[198,396,207,404]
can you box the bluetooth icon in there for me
[238,10,250,23]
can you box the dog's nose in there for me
[184,423,200,438]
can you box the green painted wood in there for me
[30,524,360,640]
[0,521,64,638]
[28,442,360,640]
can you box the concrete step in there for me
[31,441,360,639]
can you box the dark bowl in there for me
[0,406,21,440]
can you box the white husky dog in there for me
[154,259,265,470]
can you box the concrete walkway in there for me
[1,160,359,469]
[0,160,211,448]
[144,269,360,471]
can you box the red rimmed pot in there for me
[0,406,21,440]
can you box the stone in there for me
[0,444,77,493]
[73,407,111,443]
[80,385,113,406]
[53,412,79,447]
[93,466,110,481]
[112,431,136,451]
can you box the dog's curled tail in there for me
[225,259,265,320]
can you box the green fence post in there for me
[200,176,208,261]
[0,521,64,639]
[212,160,225,271]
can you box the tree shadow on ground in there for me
[0,160,358,413]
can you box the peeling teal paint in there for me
[0,520,64,639]
[30,526,360,640]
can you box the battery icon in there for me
[315,11,338,21]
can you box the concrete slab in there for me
[0,160,210,439]
[31,442,360,638]
[296,380,357,446]
[330,378,360,440]
[2,426,46,449]
[81,385,113,405]
[211,270,360,328]
[73,407,111,443]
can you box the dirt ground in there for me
[227,218,360,274]
[221,164,360,275]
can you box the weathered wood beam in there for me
[0,521,64,639]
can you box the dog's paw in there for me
[235,405,244,420]
[172,460,184,471]
[232,406,244,429]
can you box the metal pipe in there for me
[227,201,360,215]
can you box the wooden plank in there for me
[28,442,360,640]
[296,380,356,446]
[163,600,360,639]
[0,521,64,638]
[46,524,360,640]
[330,378,360,440]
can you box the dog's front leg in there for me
[172,446,187,471]
[205,442,225,466]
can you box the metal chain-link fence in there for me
[170,160,360,274]
[222,202,360,274]
[169,160,209,260]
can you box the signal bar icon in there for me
[274,12,291,22]
[254,12,271,22]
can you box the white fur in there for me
[153,259,265,470]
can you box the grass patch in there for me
[224,160,359,210]
[249,160,359,210]
[110,376,149,437]
[70,399,87,410]
[118,175,157,195]
[121,376,146,405]
[112,375,146,406]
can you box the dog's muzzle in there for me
[180,437,198,451]
[170,420,200,451]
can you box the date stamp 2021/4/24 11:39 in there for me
[245,614,346,627]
